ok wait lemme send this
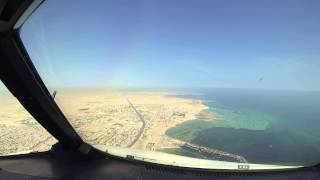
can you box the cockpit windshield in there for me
[9,0,320,169]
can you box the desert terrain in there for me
[0,92,57,155]
[0,89,209,155]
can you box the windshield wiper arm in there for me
[52,90,57,99]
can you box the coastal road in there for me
[126,98,146,148]
[125,97,247,163]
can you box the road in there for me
[126,98,146,148]
[125,98,247,163]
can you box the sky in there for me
[18,0,320,91]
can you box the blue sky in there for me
[18,0,320,90]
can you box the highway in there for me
[125,98,247,163]
[126,98,146,148]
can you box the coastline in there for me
[0,89,214,155]
[125,93,210,150]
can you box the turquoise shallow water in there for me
[203,107,273,130]
[165,88,320,166]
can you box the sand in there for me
[126,93,209,149]
[0,89,215,155]
[0,94,57,155]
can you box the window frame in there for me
[0,0,84,151]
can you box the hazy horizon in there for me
[17,0,320,91]
[2,82,320,94]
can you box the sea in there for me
[163,88,320,166]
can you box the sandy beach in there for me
[126,93,209,150]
